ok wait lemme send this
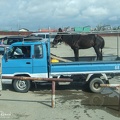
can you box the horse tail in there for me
[101,37,105,49]
[95,34,105,60]
[100,36,105,60]
[95,34,105,50]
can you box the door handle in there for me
[26,62,31,64]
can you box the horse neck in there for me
[62,35,73,46]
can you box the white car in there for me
[30,32,56,43]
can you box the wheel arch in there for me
[86,73,108,82]
[12,74,32,93]
[12,73,31,83]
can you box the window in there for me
[2,39,7,45]
[37,34,45,38]
[1,38,23,45]
[46,34,49,38]
[7,38,21,45]
[8,46,31,59]
[34,45,42,58]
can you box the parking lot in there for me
[0,35,120,120]
[0,82,120,120]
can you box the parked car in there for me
[0,36,24,55]
[30,32,56,43]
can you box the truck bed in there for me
[61,55,120,62]
[51,55,120,76]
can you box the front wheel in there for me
[89,78,104,93]
[13,80,31,93]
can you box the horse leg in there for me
[94,47,102,60]
[100,48,103,60]
[73,48,79,61]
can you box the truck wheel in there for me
[13,80,31,93]
[89,78,104,93]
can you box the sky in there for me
[0,0,120,31]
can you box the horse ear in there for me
[58,28,63,32]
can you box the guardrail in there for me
[2,76,73,108]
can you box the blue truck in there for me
[1,38,120,93]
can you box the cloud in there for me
[82,6,108,17]
[0,0,120,31]
[109,16,119,21]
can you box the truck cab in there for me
[2,40,50,92]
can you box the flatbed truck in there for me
[1,38,120,93]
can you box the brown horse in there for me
[52,28,105,61]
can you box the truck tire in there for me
[89,78,104,93]
[13,80,31,93]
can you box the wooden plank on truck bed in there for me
[51,53,72,62]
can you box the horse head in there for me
[52,28,63,47]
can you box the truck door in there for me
[2,46,33,74]
[32,44,48,78]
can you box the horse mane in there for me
[61,32,80,47]
[60,32,70,45]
